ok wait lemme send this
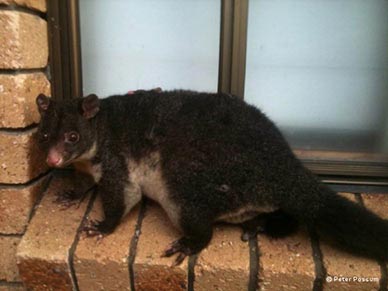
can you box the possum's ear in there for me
[36,94,51,113]
[81,94,100,119]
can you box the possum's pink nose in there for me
[46,149,63,167]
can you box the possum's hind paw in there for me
[161,238,192,266]
[82,219,107,241]
[161,225,212,266]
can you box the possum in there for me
[36,89,388,266]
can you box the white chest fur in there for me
[72,143,102,183]
[127,152,181,229]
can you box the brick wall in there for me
[0,0,50,289]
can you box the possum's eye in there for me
[65,131,79,144]
[40,133,50,143]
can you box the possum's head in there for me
[36,94,100,168]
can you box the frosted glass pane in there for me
[79,0,220,96]
[245,0,388,153]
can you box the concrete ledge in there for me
[15,180,388,290]
[0,282,24,291]
[74,199,139,291]
[133,203,187,291]
[16,172,93,290]
[321,193,382,291]
[362,194,388,219]
[195,225,250,290]
[259,230,315,290]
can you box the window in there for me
[79,0,221,96]
[245,0,388,155]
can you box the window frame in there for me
[47,0,388,191]
[47,0,82,100]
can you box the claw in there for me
[161,240,181,257]
[59,201,78,210]
[161,238,191,266]
[82,219,105,238]
[171,253,187,267]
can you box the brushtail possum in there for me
[36,90,388,266]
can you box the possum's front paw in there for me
[161,238,194,266]
[53,190,86,210]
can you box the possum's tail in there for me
[280,177,388,262]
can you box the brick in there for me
[258,230,315,290]
[16,174,93,291]
[74,198,139,291]
[321,193,380,291]
[133,202,187,291]
[362,194,388,219]
[0,236,21,282]
[0,129,47,184]
[0,284,24,291]
[0,72,50,128]
[0,0,47,12]
[321,245,380,290]
[194,225,250,291]
[0,11,48,69]
[0,174,49,234]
